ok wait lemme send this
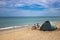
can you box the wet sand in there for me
[0,22,60,40]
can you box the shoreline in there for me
[0,21,59,31]
[0,24,31,31]
[0,22,60,32]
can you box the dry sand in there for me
[0,22,60,40]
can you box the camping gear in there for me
[40,21,57,31]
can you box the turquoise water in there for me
[0,17,60,28]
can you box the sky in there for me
[0,0,60,16]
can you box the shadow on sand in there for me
[36,27,60,32]
[56,28,60,31]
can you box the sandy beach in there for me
[0,22,60,40]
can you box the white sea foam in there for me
[0,27,13,30]
[0,24,30,30]
[0,26,22,30]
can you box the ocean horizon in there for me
[0,16,60,29]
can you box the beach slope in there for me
[0,22,60,40]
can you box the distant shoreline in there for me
[0,16,60,18]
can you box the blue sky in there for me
[0,0,60,16]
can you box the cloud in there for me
[0,0,60,8]
[0,7,60,16]
[15,4,25,7]
[0,1,6,6]
[15,4,48,10]
[41,8,60,16]
[51,2,60,8]
[0,0,60,16]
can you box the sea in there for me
[0,16,60,29]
